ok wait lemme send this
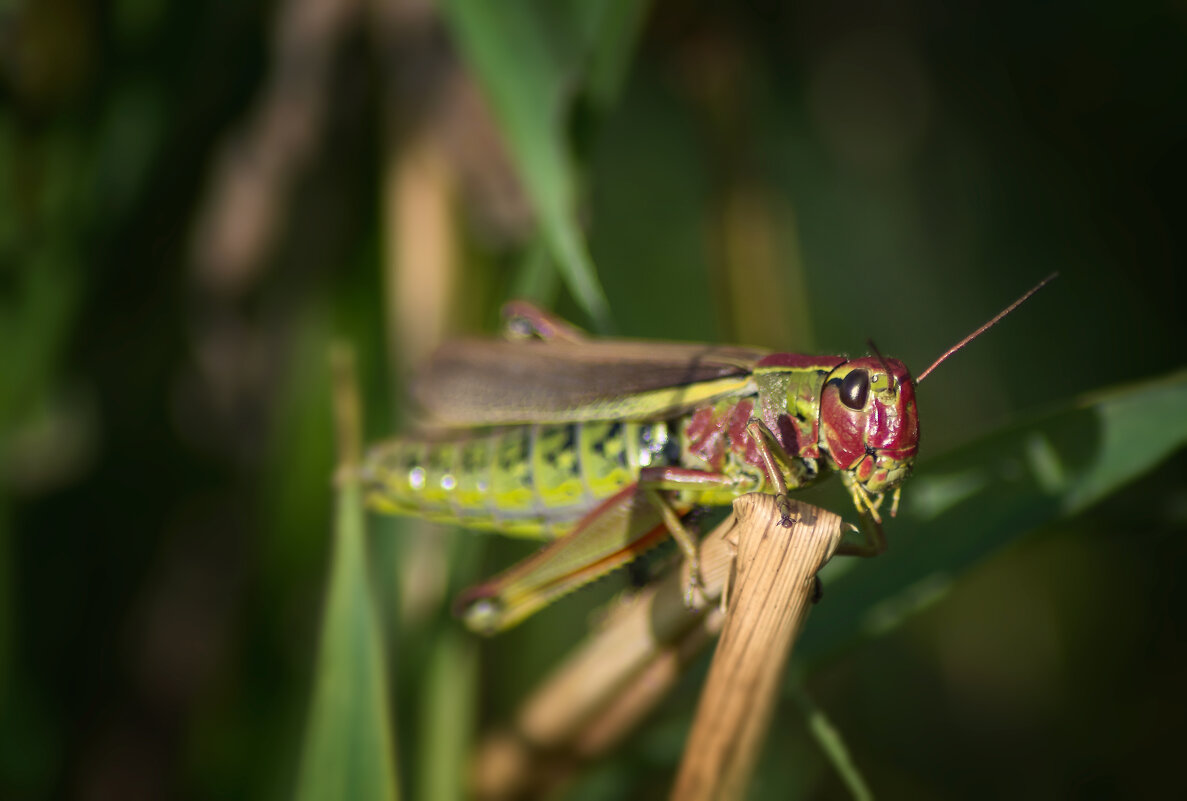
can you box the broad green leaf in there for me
[439,0,649,331]
[801,368,1187,664]
[295,475,399,801]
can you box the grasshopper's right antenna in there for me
[916,273,1058,384]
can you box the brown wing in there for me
[411,338,769,426]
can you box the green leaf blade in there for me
[801,369,1187,664]
[295,477,399,801]
[439,0,638,330]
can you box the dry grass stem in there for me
[669,496,842,801]
[471,496,840,800]
[469,503,739,799]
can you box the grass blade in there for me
[802,367,1187,662]
[295,346,398,801]
[440,0,647,330]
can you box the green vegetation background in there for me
[2,1,1185,799]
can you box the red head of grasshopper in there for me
[819,356,919,513]
[815,272,1057,520]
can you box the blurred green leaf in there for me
[573,0,651,115]
[794,687,872,801]
[295,474,399,801]
[439,0,648,331]
[416,629,477,801]
[802,368,1187,664]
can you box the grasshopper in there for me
[364,277,1053,633]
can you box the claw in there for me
[775,493,798,528]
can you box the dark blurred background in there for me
[2,0,1185,799]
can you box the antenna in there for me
[866,338,896,389]
[916,273,1058,384]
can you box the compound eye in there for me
[840,369,870,410]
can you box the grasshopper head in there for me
[818,357,919,517]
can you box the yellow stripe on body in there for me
[554,376,755,422]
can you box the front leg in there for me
[835,473,888,557]
[744,419,796,528]
[834,512,887,557]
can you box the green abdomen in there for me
[364,420,673,538]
